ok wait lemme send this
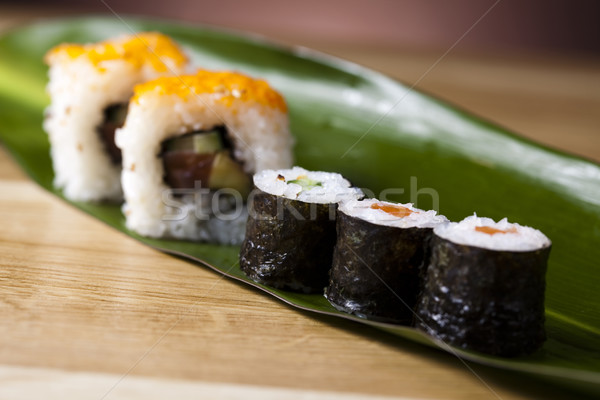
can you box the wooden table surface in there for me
[1,7,599,400]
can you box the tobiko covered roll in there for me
[416,215,551,356]
[44,32,189,201]
[240,167,363,293]
[116,69,293,244]
[325,199,447,324]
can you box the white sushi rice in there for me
[254,167,363,204]
[44,37,188,202]
[435,214,551,251]
[116,87,293,243]
[339,198,447,228]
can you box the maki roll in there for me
[43,32,189,201]
[416,215,551,356]
[116,69,293,244]
[240,167,363,293]
[326,199,447,324]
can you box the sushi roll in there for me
[325,199,447,324]
[416,215,551,356]
[116,69,293,244]
[43,32,189,202]
[240,167,363,293]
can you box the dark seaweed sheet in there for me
[326,210,433,324]
[239,188,337,293]
[416,234,551,357]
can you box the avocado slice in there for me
[208,151,252,198]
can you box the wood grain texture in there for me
[1,7,599,400]
[0,365,407,400]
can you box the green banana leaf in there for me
[1,16,599,396]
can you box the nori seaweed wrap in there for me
[240,167,363,293]
[416,215,551,357]
[325,199,447,324]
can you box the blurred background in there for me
[1,0,599,160]
[2,0,599,55]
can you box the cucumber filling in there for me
[287,175,323,191]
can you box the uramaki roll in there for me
[116,69,293,244]
[240,167,363,293]
[44,32,189,201]
[326,199,447,324]
[415,215,551,356]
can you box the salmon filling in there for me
[475,226,517,235]
[370,203,414,218]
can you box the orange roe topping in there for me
[44,32,188,73]
[132,69,287,112]
[475,226,517,235]
[370,203,414,218]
